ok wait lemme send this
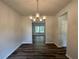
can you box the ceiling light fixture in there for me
[29,0,46,22]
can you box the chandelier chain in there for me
[37,0,39,13]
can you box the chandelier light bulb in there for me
[40,19,42,21]
[43,16,46,20]
[33,18,36,22]
[36,13,40,18]
[29,16,33,19]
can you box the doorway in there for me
[58,13,68,47]
[32,22,45,45]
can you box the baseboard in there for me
[22,42,33,44]
[66,54,72,59]
[54,43,62,47]
[4,43,22,59]
[45,42,54,44]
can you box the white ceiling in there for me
[1,0,71,16]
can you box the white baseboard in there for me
[22,42,33,44]
[45,42,54,44]
[54,43,62,47]
[66,54,72,59]
[4,43,22,59]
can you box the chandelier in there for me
[29,0,46,22]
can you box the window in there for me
[40,26,44,33]
[35,26,40,33]
[35,26,44,33]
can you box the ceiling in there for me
[1,0,71,16]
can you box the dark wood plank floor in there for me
[7,44,68,59]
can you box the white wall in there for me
[0,1,23,59]
[56,0,78,59]
[22,17,32,44]
[45,16,58,44]
[22,16,58,44]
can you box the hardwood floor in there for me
[7,44,68,59]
